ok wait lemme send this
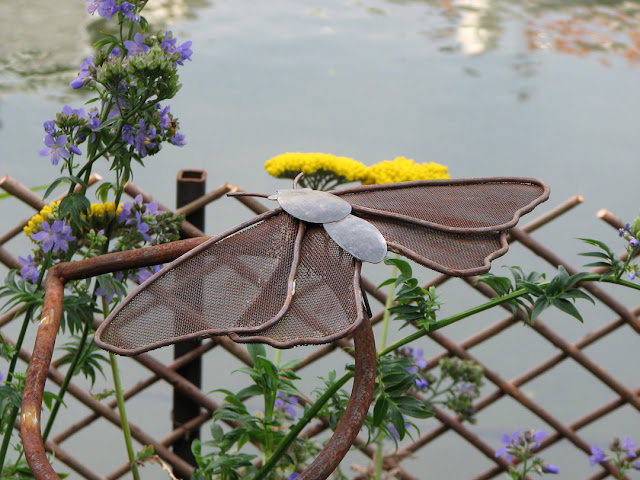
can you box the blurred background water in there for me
[1,0,640,478]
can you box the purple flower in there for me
[160,32,177,52]
[18,255,39,283]
[631,271,637,281]
[158,105,171,134]
[274,392,298,420]
[495,429,520,463]
[287,474,299,480]
[134,120,156,157]
[134,264,164,284]
[170,133,186,147]
[541,464,559,474]
[69,144,82,156]
[30,220,76,253]
[175,41,193,66]
[88,111,100,131]
[122,125,136,146]
[589,445,608,466]
[62,105,86,118]
[119,2,139,21]
[160,32,193,66]
[43,120,56,134]
[133,212,151,241]
[86,0,100,14]
[39,134,71,166]
[630,238,639,248]
[110,46,122,57]
[124,33,149,57]
[415,376,429,391]
[622,437,637,458]
[97,0,117,20]
[70,55,96,89]
[620,223,632,237]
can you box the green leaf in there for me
[246,344,266,366]
[42,391,66,411]
[211,423,224,443]
[395,396,434,419]
[529,296,550,323]
[550,297,584,322]
[384,257,412,279]
[372,396,389,426]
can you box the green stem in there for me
[0,406,19,473]
[375,261,397,480]
[378,263,397,353]
[374,430,385,480]
[42,315,93,442]
[256,372,353,480]
[109,352,141,480]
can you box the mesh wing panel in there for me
[340,181,546,230]
[232,225,363,348]
[96,213,299,354]
[367,217,505,275]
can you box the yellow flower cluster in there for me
[265,153,369,183]
[361,156,449,185]
[264,153,449,188]
[24,201,123,238]
[88,202,121,217]
[23,201,61,238]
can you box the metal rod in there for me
[173,169,207,466]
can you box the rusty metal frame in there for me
[0,175,637,480]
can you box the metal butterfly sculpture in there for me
[22,175,549,480]
[94,176,549,355]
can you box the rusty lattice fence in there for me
[0,172,638,480]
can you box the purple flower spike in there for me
[30,220,76,253]
[589,445,608,466]
[39,134,71,166]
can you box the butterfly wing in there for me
[230,224,365,348]
[332,177,549,275]
[95,209,304,355]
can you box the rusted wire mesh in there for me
[1,173,638,480]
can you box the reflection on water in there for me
[2,0,638,100]
[525,2,640,66]
[0,0,210,98]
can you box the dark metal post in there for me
[173,169,206,467]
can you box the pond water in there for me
[1,0,640,478]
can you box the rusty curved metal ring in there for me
[21,239,376,480]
